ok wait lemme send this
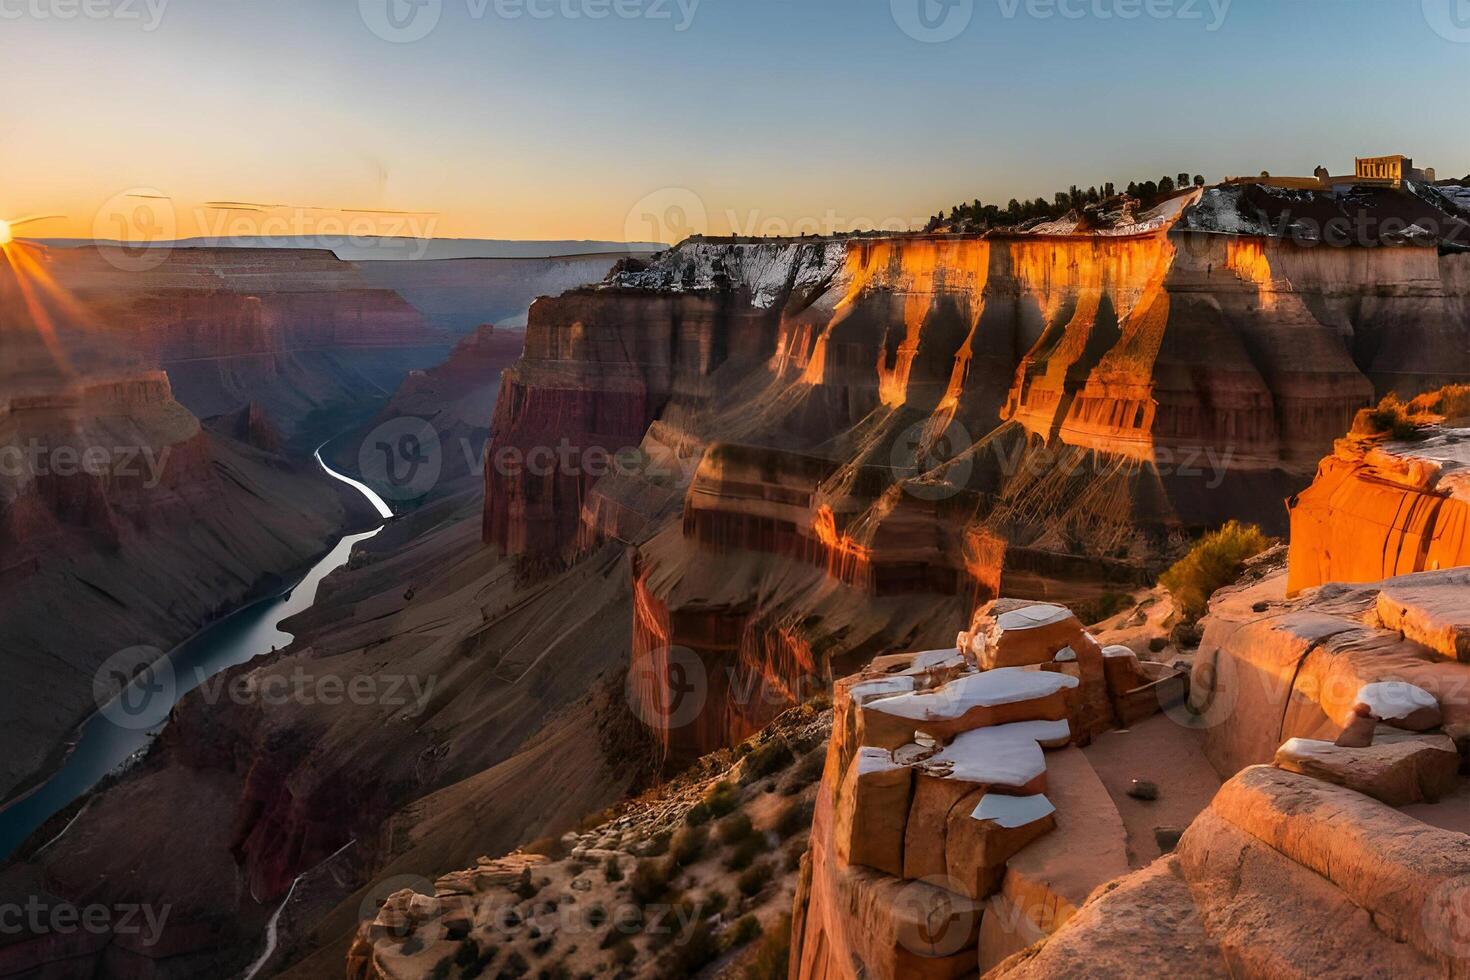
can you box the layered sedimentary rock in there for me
[6,243,454,442]
[483,187,1470,768]
[329,323,527,502]
[790,599,1188,978]
[0,363,357,802]
[1289,421,1470,593]
[1189,563,1470,778]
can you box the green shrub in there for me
[780,750,825,796]
[725,834,763,871]
[684,802,711,826]
[716,812,755,846]
[658,919,719,980]
[729,914,763,948]
[737,861,773,897]
[1159,521,1271,621]
[700,889,728,918]
[704,781,739,817]
[1355,393,1423,441]
[743,913,791,980]
[671,826,708,867]
[609,939,637,967]
[739,738,794,785]
[775,799,813,839]
[630,858,672,904]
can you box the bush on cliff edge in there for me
[1160,521,1271,621]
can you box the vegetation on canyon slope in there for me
[925,172,1204,231]
[1160,520,1272,621]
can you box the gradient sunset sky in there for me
[2,0,1467,244]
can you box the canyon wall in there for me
[485,215,1470,765]
[1288,425,1470,593]
[9,244,455,444]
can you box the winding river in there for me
[0,447,393,860]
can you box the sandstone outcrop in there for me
[1289,418,1470,593]
[1189,565,1470,777]
[988,762,1470,978]
[791,599,1189,978]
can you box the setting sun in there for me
[0,220,12,246]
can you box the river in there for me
[0,447,393,860]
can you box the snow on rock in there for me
[922,719,1070,786]
[1102,646,1136,659]
[604,239,845,309]
[866,667,1079,722]
[1053,647,1077,663]
[856,746,901,775]
[1355,681,1439,722]
[996,604,1074,632]
[849,675,917,704]
[970,793,1056,828]
[901,649,966,674]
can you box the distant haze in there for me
[32,237,664,262]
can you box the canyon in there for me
[12,181,1470,979]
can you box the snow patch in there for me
[857,747,901,775]
[970,793,1056,828]
[866,668,1079,722]
[1053,647,1077,663]
[996,604,1074,632]
[924,720,1070,787]
[605,239,845,309]
[1355,681,1438,721]
[850,675,916,704]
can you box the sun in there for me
[0,220,12,246]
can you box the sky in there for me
[1,0,1467,244]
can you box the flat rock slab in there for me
[1374,577,1470,662]
[1274,733,1460,806]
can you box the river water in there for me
[0,447,392,860]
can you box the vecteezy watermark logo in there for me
[625,645,707,729]
[0,898,171,946]
[890,418,974,500]
[1423,0,1470,43]
[359,0,442,42]
[893,876,978,958]
[0,0,169,30]
[891,0,975,42]
[0,441,171,487]
[93,646,174,732]
[359,417,443,501]
[997,0,1231,30]
[361,0,701,42]
[625,187,708,247]
[93,188,176,272]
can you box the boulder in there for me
[1274,733,1461,805]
